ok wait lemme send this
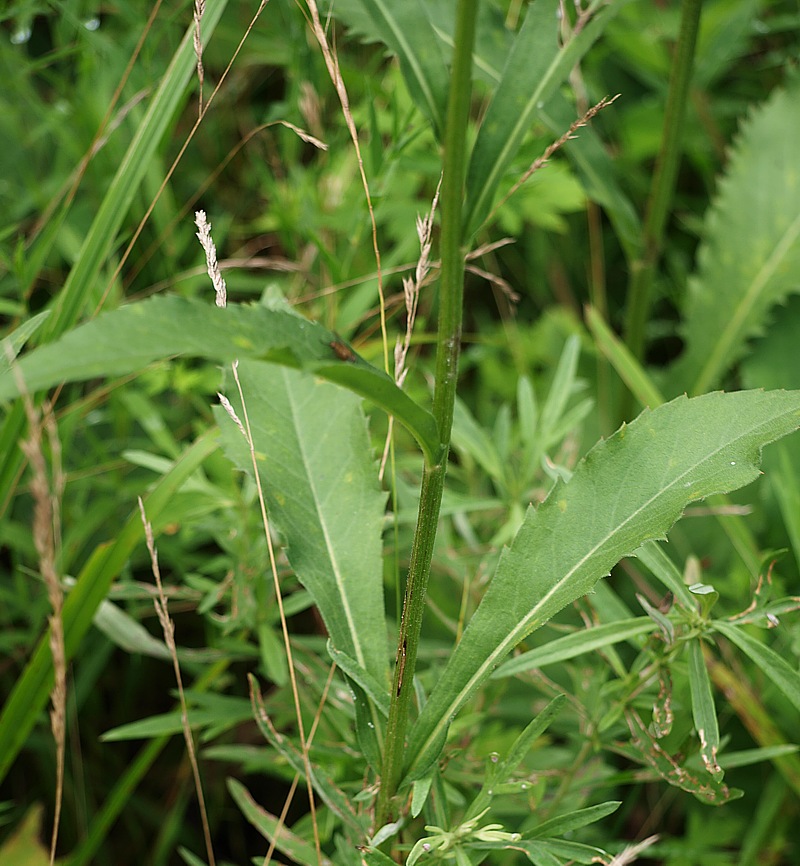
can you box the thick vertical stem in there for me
[375,0,478,829]
[623,0,702,365]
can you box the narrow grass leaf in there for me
[714,620,800,713]
[687,639,722,779]
[101,708,251,741]
[452,397,505,482]
[227,779,324,866]
[0,311,50,372]
[354,0,448,138]
[359,849,398,866]
[514,843,561,866]
[464,0,613,237]
[540,334,582,437]
[405,390,800,780]
[494,618,654,678]
[467,695,565,821]
[512,838,609,864]
[633,541,697,610]
[713,744,800,769]
[585,306,665,411]
[0,432,218,785]
[41,1,228,342]
[500,694,565,779]
[528,801,621,839]
[176,849,209,866]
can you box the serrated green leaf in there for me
[405,390,800,779]
[0,295,440,464]
[328,0,513,87]
[216,360,388,685]
[670,81,800,395]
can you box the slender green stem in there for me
[623,0,702,365]
[375,0,478,828]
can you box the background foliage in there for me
[1,1,800,865]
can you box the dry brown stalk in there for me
[488,94,620,225]
[304,0,390,375]
[8,347,66,866]
[193,0,206,116]
[138,498,216,866]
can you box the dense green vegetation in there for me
[2,1,800,864]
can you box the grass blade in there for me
[0,432,218,785]
[41,1,229,342]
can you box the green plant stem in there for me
[375,0,478,829]
[623,0,702,365]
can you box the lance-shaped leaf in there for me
[463,0,613,238]
[405,390,800,781]
[228,778,324,866]
[714,620,800,714]
[687,639,722,779]
[215,360,389,764]
[350,0,448,139]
